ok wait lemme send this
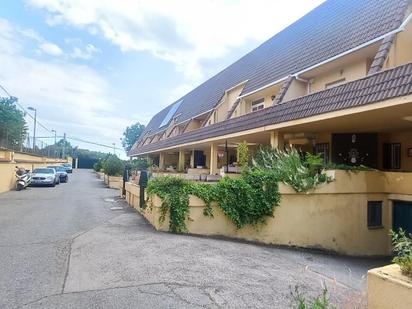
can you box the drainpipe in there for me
[294,75,312,95]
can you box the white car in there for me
[30,168,60,187]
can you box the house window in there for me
[383,143,401,169]
[251,98,265,112]
[314,143,329,164]
[325,78,346,89]
[367,201,383,228]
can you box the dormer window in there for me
[251,98,265,112]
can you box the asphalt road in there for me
[0,169,388,308]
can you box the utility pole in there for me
[51,130,57,157]
[62,133,66,158]
[28,107,37,149]
[112,143,116,155]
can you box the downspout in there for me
[294,76,312,95]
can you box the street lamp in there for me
[27,107,37,149]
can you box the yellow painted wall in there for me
[368,264,412,309]
[378,131,412,171]
[125,171,412,256]
[282,79,307,102]
[0,151,70,194]
[309,59,368,93]
[384,16,412,69]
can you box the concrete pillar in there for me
[159,153,165,170]
[178,149,185,172]
[209,143,218,175]
[270,131,284,150]
[190,150,195,168]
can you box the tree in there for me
[102,154,124,176]
[122,122,145,152]
[0,97,27,148]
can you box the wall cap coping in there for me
[368,264,412,287]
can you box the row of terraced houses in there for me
[127,0,412,255]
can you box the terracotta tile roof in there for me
[137,0,409,140]
[368,34,396,75]
[129,62,412,156]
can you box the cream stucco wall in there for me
[384,16,412,70]
[309,59,369,93]
[0,151,71,194]
[378,131,412,171]
[125,170,412,256]
[368,264,412,309]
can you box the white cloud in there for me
[28,0,325,83]
[0,18,128,154]
[70,43,100,60]
[38,42,63,56]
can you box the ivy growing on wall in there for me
[147,169,281,232]
[146,148,333,233]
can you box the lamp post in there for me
[51,129,57,157]
[27,107,37,149]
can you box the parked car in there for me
[62,163,73,173]
[47,166,68,183]
[30,168,59,187]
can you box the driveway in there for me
[0,169,388,308]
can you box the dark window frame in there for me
[314,143,330,165]
[383,143,401,170]
[367,201,383,229]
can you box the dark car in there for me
[48,166,68,183]
[62,163,73,173]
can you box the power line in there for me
[0,83,51,133]
[1,82,124,152]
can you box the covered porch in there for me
[142,97,412,181]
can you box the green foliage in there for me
[324,163,374,171]
[252,147,332,192]
[147,169,281,232]
[129,157,149,171]
[291,286,336,309]
[0,97,27,147]
[93,160,102,172]
[189,182,217,217]
[102,154,124,176]
[146,176,191,233]
[122,122,145,152]
[391,229,412,276]
[213,169,280,228]
[237,141,249,169]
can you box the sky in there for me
[0,0,324,158]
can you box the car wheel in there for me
[51,182,55,187]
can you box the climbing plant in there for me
[146,176,191,233]
[237,141,249,169]
[147,169,281,232]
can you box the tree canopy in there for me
[0,97,27,148]
[122,122,145,152]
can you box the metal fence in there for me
[0,137,64,159]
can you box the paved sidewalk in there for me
[0,170,388,308]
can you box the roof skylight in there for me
[159,100,183,128]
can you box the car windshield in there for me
[33,168,54,174]
[48,166,65,172]
[63,164,71,167]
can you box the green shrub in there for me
[102,154,124,176]
[391,229,412,276]
[129,157,149,171]
[147,169,281,232]
[93,160,102,172]
[252,147,331,192]
[237,141,249,169]
[291,286,336,309]
[146,176,191,233]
